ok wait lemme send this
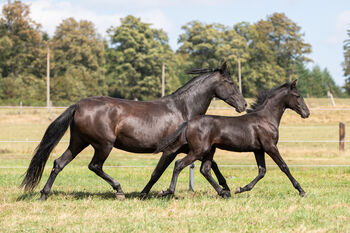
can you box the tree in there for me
[343,28,350,95]
[234,22,286,96]
[256,13,312,81]
[177,21,224,69]
[106,15,180,100]
[295,62,342,97]
[0,0,46,104]
[226,13,313,97]
[177,21,250,90]
[51,18,106,104]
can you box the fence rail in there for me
[0,140,349,143]
[1,106,350,111]
[1,164,350,169]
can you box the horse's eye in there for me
[292,93,300,98]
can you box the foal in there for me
[155,80,310,198]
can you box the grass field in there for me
[0,98,350,232]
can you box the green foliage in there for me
[0,1,344,104]
[256,13,312,79]
[0,0,46,104]
[237,22,286,96]
[295,62,343,97]
[106,15,180,100]
[343,29,350,95]
[177,14,313,97]
[51,18,106,104]
[178,21,224,68]
[239,13,312,96]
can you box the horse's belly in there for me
[217,143,260,152]
[114,130,160,153]
[217,132,261,152]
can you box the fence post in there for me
[19,101,22,115]
[189,163,195,191]
[339,122,345,152]
[327,90,336,107]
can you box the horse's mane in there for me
[247,82,290,113]
[172,66,229,97]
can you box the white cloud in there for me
[327,10,350,44]
[137,10,174,32]
[0,0,174,39]
[83,0,229,9]
[28,0,122,37]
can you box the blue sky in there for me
[1,0,349,86]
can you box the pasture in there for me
[0,98,350,232]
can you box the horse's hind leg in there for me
[141,150,178,195]
[159,151,197,197]
[40,137,88,200]
[200,159,230,198]
[88,144,125,200]
[235,150,266,194]
[211,160,230,191]
[206,147,230,195]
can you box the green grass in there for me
[0,98,350,232]
[0,164,350,232]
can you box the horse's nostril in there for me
[244,103,247,107]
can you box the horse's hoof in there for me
[299,191,306,197]
[219,190,231,199]
[158,190,173,197]
[38,193,48,201]
[234,187,242,194]
[139,192,148,199]
[116,192,126,200]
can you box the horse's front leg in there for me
[235,150,266,194]
[265,145,305,197]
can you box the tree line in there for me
[0,1,348,106]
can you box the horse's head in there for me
[286,80,310,118]
[213,62,247,113]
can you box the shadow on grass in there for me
[16,191,38,201]
[16,190,178,201]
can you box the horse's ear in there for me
[291,79,297,89]
[220,61,227,73]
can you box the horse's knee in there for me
[259,166,266,177]
[200,163,211,176]
[173,160,182,173]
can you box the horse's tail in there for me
[154,122,188,154]
[20,104,78,191]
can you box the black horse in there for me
[154,80,310,198]
[20,62,247,200]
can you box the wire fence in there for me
[0,140,349,143]
[1,164,350,169]
[0,105,348,147]
[1,106,350,110]
[1,105,348,190]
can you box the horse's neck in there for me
[260,93,287,126]
[174,79,215,120]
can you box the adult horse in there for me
[20,62,247,200]
[154,80,310,198]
